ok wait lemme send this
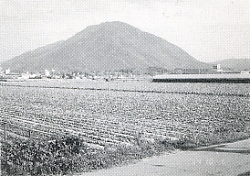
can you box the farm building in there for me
[152,73,250,83]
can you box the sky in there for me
[0,0,250,63]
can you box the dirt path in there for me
[77,139,250,176]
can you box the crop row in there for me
[1,84,249,148]
[1,80,250,97]
[1,82,250,175]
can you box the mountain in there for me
[1,21,209,73]
[212,58,250,72]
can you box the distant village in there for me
[0,64,249,82]
[0,67,148,81]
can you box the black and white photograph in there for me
[1,0,250,175]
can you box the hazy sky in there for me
[1,0,249,63]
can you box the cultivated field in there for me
[1,79,250,175]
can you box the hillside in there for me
[1,21,209,73]
[212,58,250,72]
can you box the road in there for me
[76,139,250,176]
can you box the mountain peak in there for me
[100,21,130,25]
[73,21,140,39]
[1,22,209,73]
